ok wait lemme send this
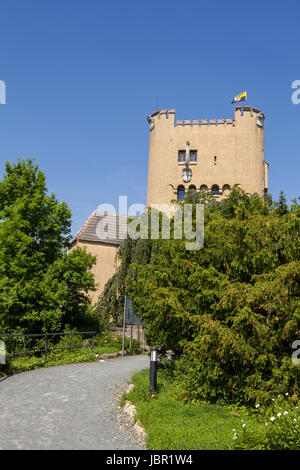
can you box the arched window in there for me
[211,185,220,196]
[200,184,208,191]
[177,185,185,201]
[223,184,231,193]
[188,185,196,192]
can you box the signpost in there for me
[122,295,144,357]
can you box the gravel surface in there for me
[0,354,149,450]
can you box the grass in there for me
[123,368,242,450]
[92,333,138,356]
[123,368,300,450]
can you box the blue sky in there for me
[0,0,299,235]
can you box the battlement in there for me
[148,106,264,129]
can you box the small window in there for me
[214,156,217,165]
[189,185,196,191]
[223,184,231,193]
[177,185,185,201]
[178,150,186,163]
[200,185,208,191]
[190,150,197,162]
[211,185,220,196]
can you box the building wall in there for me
[69,239,119,303]
[146,106,267,206]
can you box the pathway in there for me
[0,354,149,450]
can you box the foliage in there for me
[95,228,153,327]
[107,186,300,405]
[92,332,138,356]
[6,332,134,374]
[9,349,97,374]
[232,394,300,450]
[0,159,97,334]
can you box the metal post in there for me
[122,298,126,357]
[92,333,95,353]
[44,334,48,362]
[142,328,145,353]
[137,325,140,353]
[149,346,158,393]
[23,335,26,355]
[130,324,133,349]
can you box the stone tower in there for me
[146,106,268,206]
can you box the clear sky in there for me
[0,0,299,236]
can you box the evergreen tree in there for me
[101,186,300,405]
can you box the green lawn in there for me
[124,368,242,450]
[124,368,300,450]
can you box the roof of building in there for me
[71,211,130,246]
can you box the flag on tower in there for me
[231,91,247,104]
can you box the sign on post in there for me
[125,297,143,326]
[122,296,143,356]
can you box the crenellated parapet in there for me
[147,106,264,130]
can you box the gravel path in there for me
[0,354,149,450]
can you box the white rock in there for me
[134,421,146,438]
[126,384,135,394]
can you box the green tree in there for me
[123,187,300,405]
[0,159,96,333]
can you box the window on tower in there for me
[211,185,220,196]
[178,150,186,163]
[177,185,185,201]
[190,150,197,162]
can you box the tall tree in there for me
[0,159,96,333]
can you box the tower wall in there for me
[146,106,267,206]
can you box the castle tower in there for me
[146,106,268,206]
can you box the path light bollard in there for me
[149,346,158,393]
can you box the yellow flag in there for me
[231,91,247,104]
